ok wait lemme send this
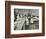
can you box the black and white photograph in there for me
[11,5,42,34]
[14,9,39,30]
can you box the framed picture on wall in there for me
[5,1,45,38]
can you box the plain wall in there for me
[0,0,46,39]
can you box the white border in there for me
[11,5,42,34]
